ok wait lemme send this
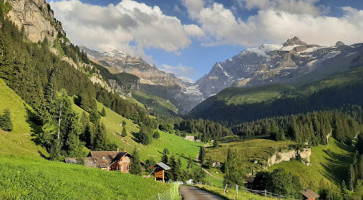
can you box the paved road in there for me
[180,186,226,200]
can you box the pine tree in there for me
[198,147,206,164]
[0,108,13,131]
[161,148,169,164]
[130,149,142,175]
[100,107,106,117]
[121,127,127,137]
[348,164,356,191]
[224,149,244,186]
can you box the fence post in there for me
[236,184,238,199]
[265,190,267,200]
[224,184,228,194]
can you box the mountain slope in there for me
[196,37,363,99]
[82,47,203,114]
[191,62,363,123]
[0,79,48,157]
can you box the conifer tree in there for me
[161,148,169,164]
[121,127,127,137]
[198,147,206,164]
[130,149,142,175]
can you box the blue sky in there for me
[48,0,363,82]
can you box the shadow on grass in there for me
[320,145,353,185]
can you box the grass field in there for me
[0,79,47,157]
[270,138,354,192]
[0,153,171,200]
[206,139,295,172]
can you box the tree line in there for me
[175,119,233,142]
[232,108,362,145]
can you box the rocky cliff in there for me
[82,47,204,114]
[5,0,64,43]
[267,148,311,167]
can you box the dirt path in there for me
[180,186,226,200]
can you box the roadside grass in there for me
[0,153,170,200]
[270,138,353,192]
[0,79,47,157]
[195,184,276,200]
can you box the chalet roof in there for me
[85,151,131,168]
[150,162,171,170]
[301,190,319,199]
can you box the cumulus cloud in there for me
[240,0,320,16]
[49,0,198,57]
[160,64,196,82]
[183,0,363,46]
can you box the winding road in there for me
[180,186,226,200]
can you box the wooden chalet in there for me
[85,148,131,173]
[149,162,171,183]
[301,189,319,200]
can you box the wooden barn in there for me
[301,189,319,200]
[85,148,131,173]
[149,162,171,183]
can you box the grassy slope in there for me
[217,84,293,105]
[133,90,178,117]
[206,139,295,170]
[0,79,47,157]
[74,101,203,168]
[270,138,353,192]
[0,153,170,200]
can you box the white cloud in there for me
[182,0,204,19]
[184,24,205,38]
[240,0,320,16]
[182,0,363,46]
[49,0,198,57]
[160,64,196,82]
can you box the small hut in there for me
[301,189,319,200]
[149,162,171,183]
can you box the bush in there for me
[0,109,13,131]
[153,131,160,139]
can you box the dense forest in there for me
[175,119,233,142]
[191,65,363,124]
[231,106,362,145]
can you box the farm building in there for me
[301,189,319,200]
[85,148,131,173]
[149,162,171,183]
[212,161,222,167]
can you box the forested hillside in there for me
[191,61,363,124]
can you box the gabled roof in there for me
[85,151,131,168]
[150,162,171,170]
[301,190,319,199]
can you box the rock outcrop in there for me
[267,148,311,167]
[5,0,65,43]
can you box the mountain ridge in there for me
[195,37,363,100]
